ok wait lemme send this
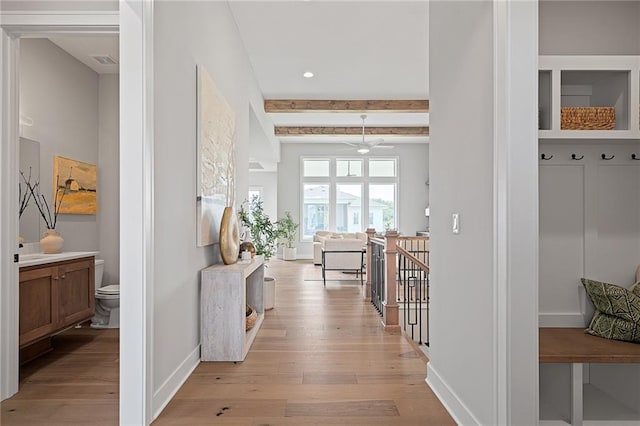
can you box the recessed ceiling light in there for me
[303,71,314,78]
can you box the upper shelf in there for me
[539,55,640,140]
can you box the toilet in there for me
[92,259,120,328]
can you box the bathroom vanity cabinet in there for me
[19,256,95,363]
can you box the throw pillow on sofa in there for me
[586,310,640,343]
[632,281,640,297]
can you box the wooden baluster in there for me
[383,230,400,331]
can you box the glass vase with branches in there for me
[19,167,35,219]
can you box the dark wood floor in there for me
[2,259,453,425]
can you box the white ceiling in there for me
[49,35,119,74]
[229,1,428,99]
[230,1,429,149]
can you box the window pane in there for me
[369,184,396,231]
[248,189,262,201]
[336,159,362,177]
[302,184,329,239]
[336,184,362,232]
[303,160,329,177]
[369,159,396,177]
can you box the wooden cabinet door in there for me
[19,265,59,347]
[57,258,95,326]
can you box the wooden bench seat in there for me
[539,328,640,426]
[540,327,640,364]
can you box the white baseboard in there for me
[152,345,200,420]
[539,312,586,327]
[426,363,480,426]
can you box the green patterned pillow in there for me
[632,281,640,297]
[581,278,640,324]
[586,310,640,343]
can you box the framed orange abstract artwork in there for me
[53,155,97,214]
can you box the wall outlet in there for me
[452,213,460,234]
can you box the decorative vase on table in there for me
[40,229,64,254]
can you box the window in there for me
[336,159,362,177]
[369,184,396,231]
[303,159,329,177]
[369,159,396,177]
[300,157,398,240]
[248,187,262,201]
[302,184,329,239]
[336,184,362,232]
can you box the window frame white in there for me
[300,156,399,241]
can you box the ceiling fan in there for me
[344,114,394,154]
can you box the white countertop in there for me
[18,251,99,268]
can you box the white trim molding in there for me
[119,0,154,424]
[152,345,200,420]
[539,313,586,328]
[427,363,481,426]
[492,1,539,425]
[0,28,20,401]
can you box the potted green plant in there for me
[238,196,280,310]
[238,195,280,262]
[277,211,299,261]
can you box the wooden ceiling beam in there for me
[264,99,429,113]
[274,126,429,136]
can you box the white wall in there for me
[97,74,119,284]
[19,38,99,251]
[540,1,640,55]
[428,4,496,423]
[428,1,538,425]
[151,1,272,417]
[248,171,277,220]
[277,143,429,259]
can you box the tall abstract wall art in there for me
[196,65,236,247]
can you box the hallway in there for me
[2,259,453,425]
[154,259,453,425]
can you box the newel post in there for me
[365,228,376,301]
[383,230,400,331]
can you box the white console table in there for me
[201,255,265,361]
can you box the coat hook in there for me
[541,153,553,160]
[601,154,615,160]
[632,154,640,160]
[571,154,584,160]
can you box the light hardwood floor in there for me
[2,259,453,425]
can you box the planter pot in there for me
[40,229,64,254]
[283,247,297,261]
[264,277,275,310]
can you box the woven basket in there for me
[245,304,257,331]
[561,107,615,130]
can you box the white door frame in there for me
[0,5,154,424]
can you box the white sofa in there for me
[313,231,368,265]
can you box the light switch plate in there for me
[452,213,460,234]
